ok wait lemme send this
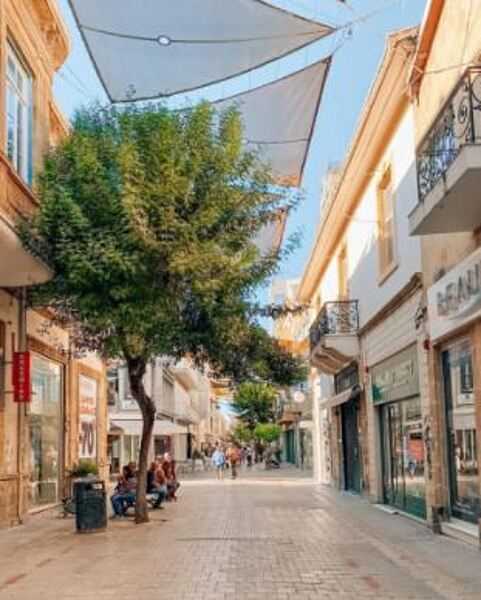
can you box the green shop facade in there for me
[371,345,427,519]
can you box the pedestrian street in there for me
[1,466,481,600]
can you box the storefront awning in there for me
[68,0,333,102]
[214,58,330,186]
[320,385,362,410]
[110,419,188,436]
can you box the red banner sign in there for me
[12,351,31,403]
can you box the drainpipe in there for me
[16,287,27,524]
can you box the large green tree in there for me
[21,102,305,523]
[231,382,278,430]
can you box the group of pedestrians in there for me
[211,443,255,480]
[110,453,179,518]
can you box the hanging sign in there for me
[12,351,31,403]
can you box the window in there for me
[337,245,348,300]
[6,43,33,184]
[107,368,119,407]
[377,166,396,279]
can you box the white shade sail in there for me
[215,58,331,185]
[68,0,333,101]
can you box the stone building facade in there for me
[407,0,481,544]
[0,0,108,528]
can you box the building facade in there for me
[298,29,430,517]
[407,0,481,542]
[107,358,212,473]
[271,278,315,471]
[0,0,108,528]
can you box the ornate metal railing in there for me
[417,67,481,202]
[309,300,359,350]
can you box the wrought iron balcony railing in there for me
[309,300,359,350]
[417,67,481,202]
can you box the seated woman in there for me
[162,453,180,502]
[147,461,167,509]
[111,464,137,518]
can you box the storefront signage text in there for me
[371,346,419,405]
[428,246,481,340]
[12,351,31,403]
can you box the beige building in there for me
[298,28,428,511]
[0,0,108,528]
[408,0,481,543]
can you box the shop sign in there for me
[79,375,97,459]
[428,246,481,340]
[371,346,419,405]
[12,351,31,403]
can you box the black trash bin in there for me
[74,479,107,533]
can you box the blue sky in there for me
[54,0,425,288]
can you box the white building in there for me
[107,358,211,473]
[298,30,429,520]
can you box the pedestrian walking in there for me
[226,445,241,480]
[212,444,226,480]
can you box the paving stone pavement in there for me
[1,467,481,600]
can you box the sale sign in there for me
[79,375,98,459]
[12,351,31,403]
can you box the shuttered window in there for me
[377,166,396,279]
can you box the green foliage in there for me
[231,382,277,429]
[69,459,99,478]
[254,423,282,444]
[231,423,254,445]
[21,101,302,384]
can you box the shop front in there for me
[372,345,426,519]
[30,354,64,507]
[427,249,481,525]
[441,340,479,523]
[329,364,362,494]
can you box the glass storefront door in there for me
[30,356,63,506]
[442,341,480,523]
[381,397,426,519]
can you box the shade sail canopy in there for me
[68,0,333,101]
[215,58,330,185]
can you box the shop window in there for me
[107,367,119,407]
[377,165,397,281]
[30,356,63,506]
[6,42,33,184]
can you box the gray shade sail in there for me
[68,0,333,101]
[215,58,331,185]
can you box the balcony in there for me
[410,67,481,235]
[309,301,359,373]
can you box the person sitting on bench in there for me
[147,460,167,509]
[111,463,137,518]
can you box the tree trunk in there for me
[126,356,156,524]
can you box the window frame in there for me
[5,40,33,185]
[376,164,398,283]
